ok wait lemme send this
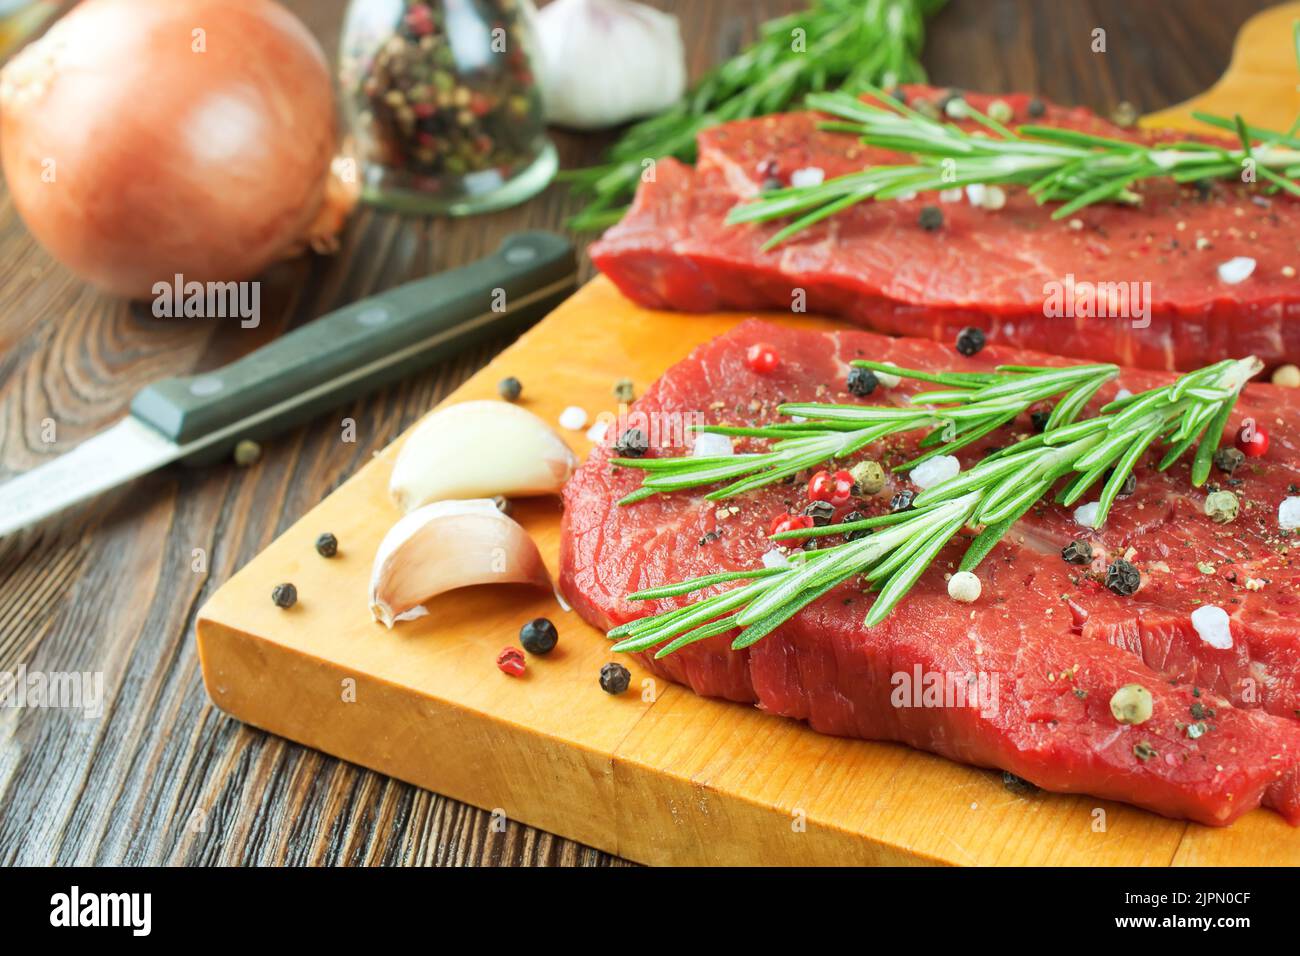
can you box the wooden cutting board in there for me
[196,3,1300,866]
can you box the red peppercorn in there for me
[496,647,526,677]
[808,469,855,506]
[769,513,815,536]
[1236,420,1269,458]
[404,5,434,35]
[745,342,780,374]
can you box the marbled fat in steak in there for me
[560,321,1300,826]
[590,86,1300,372]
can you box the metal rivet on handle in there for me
[356,306,390,326]
[189,376,223,396]
[504,245,537,265]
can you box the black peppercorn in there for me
[600,662,632,695]
[1030,409,1051,433]
[498,376,522,402]
[840,510,867,541]
[271,583,297,609]
[1001,771,1038,795]
[1027,97,1046,118]
[1109,469,1138,497]
[918,205,944,231]
[761,177,784,192]
[1213,446,1245,475]
[890,489,914,512]
[1105,559,1141,596]
[847,366,879,397]
[1061,539,1093,565]
[614,427,649,458]
[803,500,835,526]
[315,532,338,558]
[519,617,558,655]
[955,327,986,356]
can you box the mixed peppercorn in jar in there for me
[339,0,556,213]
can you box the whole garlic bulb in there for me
[535,0,686,130]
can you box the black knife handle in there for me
[129,232,576,462]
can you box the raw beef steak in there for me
[560,321,1300,826]
[590,86,1300,372]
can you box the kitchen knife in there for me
[0,231,577,538]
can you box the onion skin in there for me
[0,0,338,298]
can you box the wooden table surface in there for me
[0,0,1278,866]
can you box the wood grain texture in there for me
[0,0,1280,867]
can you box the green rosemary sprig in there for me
[609,356,1261,657]
[727,71,1300,249]
[560,0,945,232]
[612,361,1118,504]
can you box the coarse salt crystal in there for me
[1073,501,1101,528]
[1217,256,1256,284]
[1191,604,1233,650]
[691,431,734,458]
[965,184,987,207]
[939,187,964,203]
[790,166,825,188]
[558,406,588,430]
[1280,496,1300,530]
[977,185,1007,211]
[875,363,902,388]
[761,549,790,569]
[910,455,960,489]
[1114,388,1132,401]
[585,420,608,443]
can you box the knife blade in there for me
[0,231,576,538]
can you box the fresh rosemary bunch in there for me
[560,0,945,232]
[608,355,1261,657]
[613,360,1118,504]
[728,62,1300,249]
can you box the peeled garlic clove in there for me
[390,400,578,513]
[369,499,552,629]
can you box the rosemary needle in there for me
[610,356,1261,655]
[613,361,1118,504]
[560,0,945,231]
[728,60,1300,249]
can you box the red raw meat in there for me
[560,320,1300,826]
[590,86,1300,372]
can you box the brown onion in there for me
[0,0,350,298]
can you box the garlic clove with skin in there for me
[389,400,578,513]
[369,499,552,629]
[535,0,686,130]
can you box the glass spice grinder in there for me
[338,0,557,215]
